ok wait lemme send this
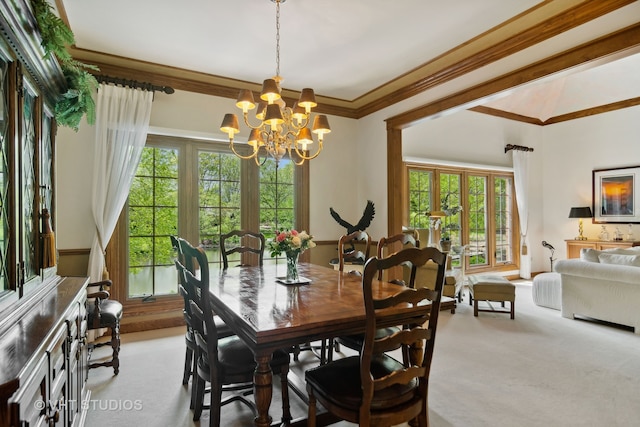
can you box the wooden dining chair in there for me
[335,232,419,358]
[170,236,233,393]
[337,230,372,272]
[86,279,122,375]
[177,237,292,427]
[220,229,265,269]
[376,232,420,281]
[306,246,447,427]
[312,230,373,363]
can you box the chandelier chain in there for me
[275,0,281,78]
[219,0,330,166]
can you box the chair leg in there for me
[210,379,223,427]
[192,374,204,421]
[292,344,301,361]
[279,365,291,425]
[110,321,120,375]
[183,346,193,385]
[307,389,317,427]
[511,301,515,319]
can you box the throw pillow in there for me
[597,253,640,266]
[580,248,601,263]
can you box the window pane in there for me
[22,88,37,282]
[130,176,153,206]
[408,169,432,229]
[129,236,153,267]
[129,207,154,236]
[468,175,487,266]
[0,59,9,293]
[129,267,153,297]
[440,173,462,248]
[155,207,178,236]
[153,265,178,295]
[199,207,220,236]
[495,176,513,264]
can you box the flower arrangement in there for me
[268,229,316,257]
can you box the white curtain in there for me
[512,150,531,279]
[88,84,153,282]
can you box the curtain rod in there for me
[95,75,175,94]
[504,144,534,153]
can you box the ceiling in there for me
[55,0,640,124]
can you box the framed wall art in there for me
[592,166,640,224]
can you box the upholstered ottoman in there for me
[468,275,515,319]
[532,272,561,310]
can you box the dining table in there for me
[208,261,432,427]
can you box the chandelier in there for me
[219,0,330,166]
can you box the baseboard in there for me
[120,309,185,333]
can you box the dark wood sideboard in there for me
[0,2,91,426]
[0,276,90,427]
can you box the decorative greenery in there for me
[31,0,99,130]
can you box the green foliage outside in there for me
[128,147,179,297]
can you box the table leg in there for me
[254,352,273,427]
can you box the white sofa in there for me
[555,246,640,334]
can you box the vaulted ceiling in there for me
[56,0,640,124]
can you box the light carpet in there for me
[85,282,640,426]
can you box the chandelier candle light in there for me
[220,0,331,166]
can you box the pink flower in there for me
[276,232,287,242]
[290,229,298,236]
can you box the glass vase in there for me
[285,251,300,282]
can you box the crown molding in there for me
[387,22,640,129]
[63,0,633,121]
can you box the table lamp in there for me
[568,206,592,240]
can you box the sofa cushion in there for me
[581,247,640,263]
[597,253,640,267]
[608,247,640,255]
[580,248,601,263]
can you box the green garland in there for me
[31,0,98,131]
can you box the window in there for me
[407,164,518,273]
[128,147,179,298]
[112,135,308,304]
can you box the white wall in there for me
[541,105,640,260]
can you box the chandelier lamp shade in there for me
[219,0,331,166]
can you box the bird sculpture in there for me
[330,200,375,258]
[330,200,375,235]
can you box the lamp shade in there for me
[568,207,593,218]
